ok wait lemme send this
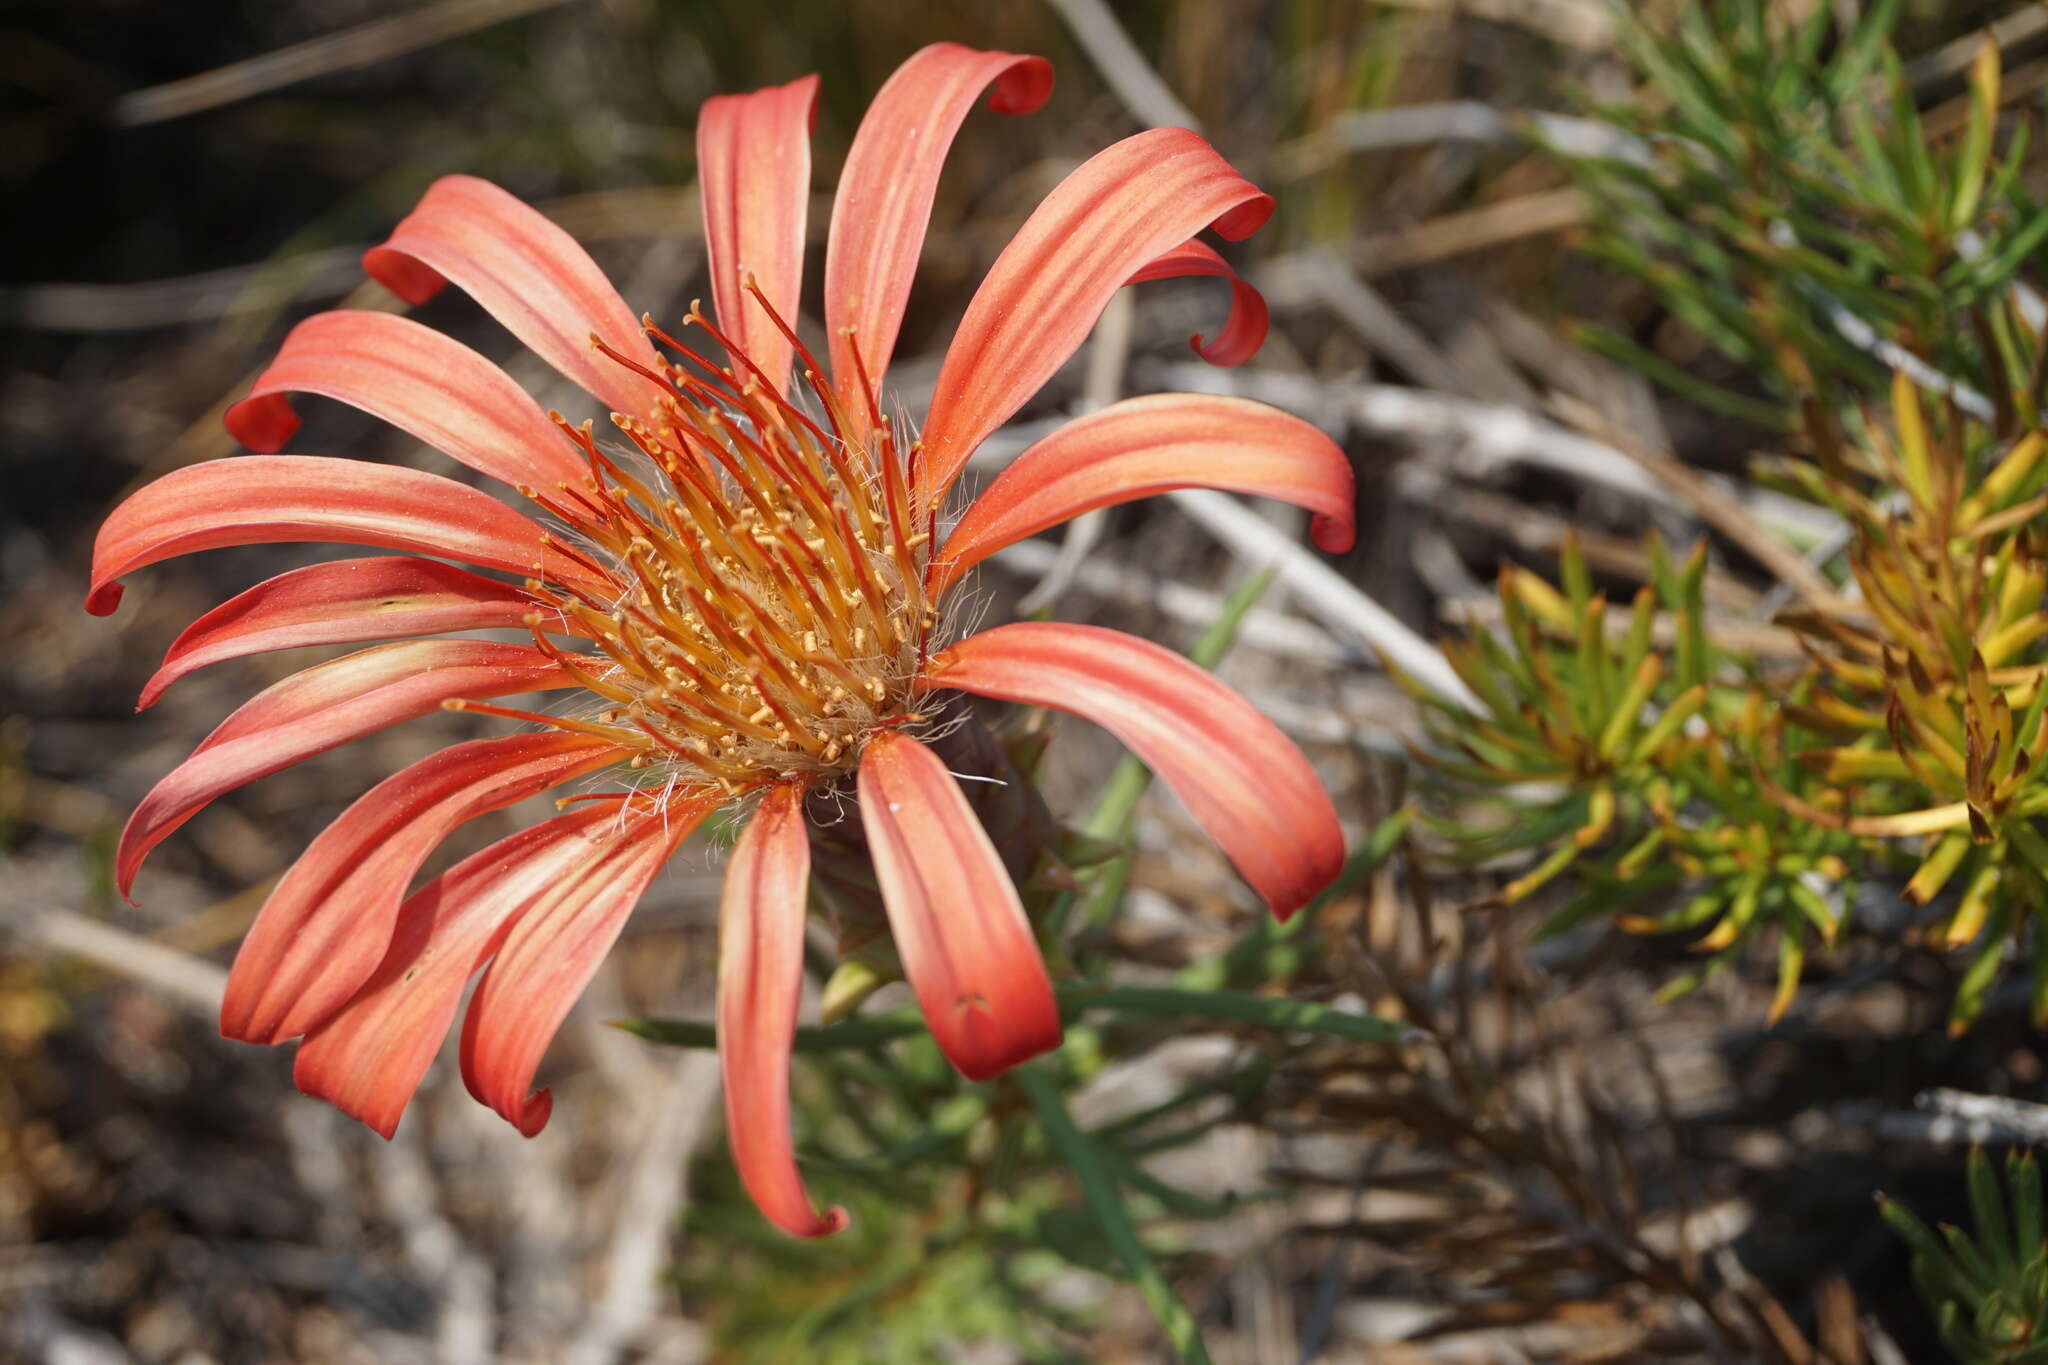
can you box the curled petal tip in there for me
[984,53,1053,114]
[511,1089,552,1137]
[220,995,278,1045]
[223,392,301,452]
[763,1201,852,1239]
[945,1005,1063,1082]
[1311,512,1355,555]
[362,244,446,305]
[1129,239,1269,369]
[1215,193,1275,241]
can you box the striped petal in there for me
[697,75,817,397]
[719,785,847,1238]
[224,311,587,490]
[1125,238,1268,367]
[825,43,1051,421]
[293,802,630,1138]
[140,557,539,710]
[461,796,709,1134]
[856,731,1060,1081]
[117,641,572,897]
[362,174,667,418]
[86,455,604,616]
[929,394,1356,596]
[919,127,1273,499]
[220,731,627,1046]
[923,623,1343,916]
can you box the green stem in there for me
[1014,1067,1213,1365]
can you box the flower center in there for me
[461,297,936,793]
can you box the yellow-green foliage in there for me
[1418,0,2048,1033]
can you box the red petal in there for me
[362,175,666,418]
[1125,238,1268,367]
[697,75,818,397]
[924,623,1344,916]
[919,128,1274,499]
[855,731,1061,1081]
[140,556,538,710]
[719,786,848,1237]
[118,640,571,898]
[929,393,1356,596]
[223,311,586,490]
[220,731,626,1045]
[293,802,628,1138]
[825,44,1051,420]
[460,795,709,1134]
[86,455,605,616]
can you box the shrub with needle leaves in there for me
[1882,1150,2048,1364]
[1400,529,1859,1021]
[1414,0,2048,1032]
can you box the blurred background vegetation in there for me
[11,0,2048,1361]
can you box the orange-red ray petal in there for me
[460,795,709,1134]
[293,802,630,1138]
[929,393,1356,596]
[919,127,1273,499]
[924,623,1344,917]
[825,43,1051,422]
[139,557,540,710]
[117,641,571,898]
[1125,238,1268,367]
[220,731,627,1045]
[697,75,817,397]
[224,311,586,490]
[86,455,606,616]
[718,785,848,1238]
[856,731,1061,1081]
[362,174,667,417]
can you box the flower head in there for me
[88,42,1356,1237]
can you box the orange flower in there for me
[88,43,1353,1237]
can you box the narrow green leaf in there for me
[1827,0,1900,98]
[1016,1068,1214,1365]
[1879,1192,1959,1270]
[1950,40,2000,232]
[2010,1151,2042,1259]
[1973,206,2048,289]
[1969,1148,2017,1276]
[1951,904,2015,1033]
[1572,323,1792,428]
[1063,982,1412,1045]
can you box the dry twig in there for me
[113,0,582,126]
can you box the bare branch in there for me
[113,0,582,127]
